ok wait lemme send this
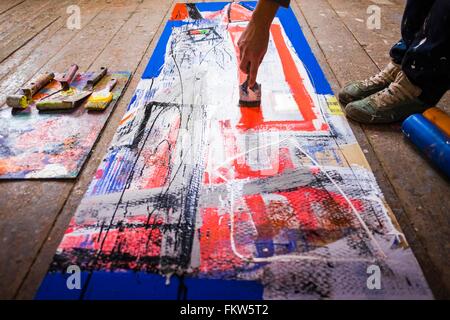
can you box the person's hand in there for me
[237,0,280,87]
[238,20,270,88]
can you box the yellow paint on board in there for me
[326,96,344,115]
[61,88,76,96]
[85,92,113,111]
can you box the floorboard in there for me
[0,0,447,299]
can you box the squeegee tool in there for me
[239,75,261,107]
[55,64,79,91]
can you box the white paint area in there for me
[26,163,68,178]
[144,17,326,128]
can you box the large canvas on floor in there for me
[36,2,432,299]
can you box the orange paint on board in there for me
[170,3,189,20]
[238,106,264,128]
[270,24,316,122]
[229,2,253,22]
[198,207,250,272]
[228,24,326,132]
[119,112,134,125]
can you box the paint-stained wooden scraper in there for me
[83,67,108,92]
[38,64,79,102]
[239,70,261,107]
[36,67,107,111]
[36,90,92,111]
[54,64,79,91]
[6,72,54,109]
[85,78,117,111]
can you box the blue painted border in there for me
[37,1,333,300]
[36,271,263,300]
[142,1,332,94]
[142,20,189,79]
[275,3,332,94]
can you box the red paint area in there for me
[198,187,365,270]
[143,115,180,189]
[244,188,364,241]
[170,3,189,21]
[228,24,329,132]
[198,208,250,273]
[237,107,326,131]
[224,120,294,180]
[270,24,316,123]
[228,25,253,87]
[60,216,163,270]
[202,3,253,22]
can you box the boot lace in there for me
[372,72,420,108]
[362,63,399,87]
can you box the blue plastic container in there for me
[402,114,450,178]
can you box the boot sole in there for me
[345,106,378,124]
[338,84,392,108]
[345,104,428,124]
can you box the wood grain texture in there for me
[0,0,71,63]
[0,0,108,107]
[13,0,175,299]
[0,0,156,299]
[0,0,25,16]
[0,0,447,299]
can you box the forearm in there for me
[270,0,290,8]
[250,0,281,31]
[238,0,287,85]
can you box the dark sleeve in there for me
[271,0,290,8]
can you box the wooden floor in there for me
[0,0,448,299]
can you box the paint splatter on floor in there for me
[36,2,432,299]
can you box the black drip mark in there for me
[186,3,203,20]
[75,102,208,277]
[79,102,182,298]
[170,41,184,106]
[177,275,188,300]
